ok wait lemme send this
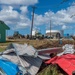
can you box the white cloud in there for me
[62,25,67,30]
[0,0,38,30]
[33,5,75,30]
[0,6,19,22]
[34,14,45,25]
[20,6,28,13]
[0,6,31,30]
[0,1,75,31]
[0,0,38,5]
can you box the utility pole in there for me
[70,15,75,46]
[30,6,36,39]
[50,20,51,38]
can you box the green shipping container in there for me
[0,20,10,42]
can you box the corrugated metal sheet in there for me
[38,54,50,60]
[38,47,62,55]
[1,43,42,75]
[56,58,75,75]
[45,54,75,75]
[6,43,38,57]
[57,44,75,56]
[2,54,42,75]
[5,43,60,60]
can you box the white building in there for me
[46,30,64,38]
[32,30,39,36]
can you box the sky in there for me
[0,0,75,36]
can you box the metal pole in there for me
[50,20,51,38]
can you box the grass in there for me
[0,39,75,51]
[37,65,59,75]
[37,64,67,75]
[0,47,6,52]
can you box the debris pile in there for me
[57,44,75,56]
[45,54,75,75]
[0,43,42,75]
[0,43,75,75]
[43,44,75,75]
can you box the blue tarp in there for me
[0,59,21,75]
